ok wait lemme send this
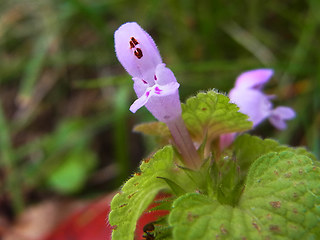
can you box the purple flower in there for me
[114,22,182,123]
[229,69,295,129]
[114,22,201,169]
[220,69,296,149]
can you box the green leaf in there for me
[109,146,175,240]
[182,90,252,142]
[133,91,252,146]
[234,134,318,179]
[169,151,320,240]
[234,134,289,179]
[46,147,97,194]
[169,193,256,240]
[240,151,320,239]
[157,177,187,196]
[134,122,170,138]
[133,121,171,145]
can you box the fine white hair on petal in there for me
[235,69,274,90]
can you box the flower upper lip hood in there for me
[234,69,274,90]
[114,22,162,86]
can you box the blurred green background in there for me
[0,0,319,216]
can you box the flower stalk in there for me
[166,116,201,169]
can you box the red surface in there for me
[44,196,112,240]
[44,193,170,240]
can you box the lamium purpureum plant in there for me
[109,22,320,240]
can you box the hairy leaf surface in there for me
[169,151,320,240]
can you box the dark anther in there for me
[134,48,143,59]
[131,37,139,45]
[129,41,135,49]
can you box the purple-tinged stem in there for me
[166,116,201,169]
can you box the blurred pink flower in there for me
[220,69,295,149]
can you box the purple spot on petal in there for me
[142,79,147,84]
[154,75,157,80]
[154,86,162,95]
[146,91,150,97]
